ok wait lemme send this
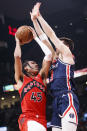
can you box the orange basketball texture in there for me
[16,25,33,45]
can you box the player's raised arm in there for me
[32,2,71,55]
[30,9,55,57]
[14,36,23,83]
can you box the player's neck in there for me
[27,72,36,78]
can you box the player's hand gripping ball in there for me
[15,25,33,45]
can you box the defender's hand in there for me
[30,2,41,20]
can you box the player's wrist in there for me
[31,15,37,21]
[14,53,21,58]
[37,13,42,20]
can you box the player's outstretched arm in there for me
[33,2,70,55]
[30,9,55,57]
[14,36,23,83]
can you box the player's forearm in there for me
[14,40,21,58]
[33,19,55,57]
[38,14,63,52]
[34,37,52,60]
[32,19,44,36]
[14,39,22,83]
[38,14,55,39]
[14,57,22,82]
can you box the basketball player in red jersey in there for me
[14,26,52,131]
[30,2,79,131]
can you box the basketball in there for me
[15,25,33,45]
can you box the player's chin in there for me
[34,69,39,75]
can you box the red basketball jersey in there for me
[18,74,47,129]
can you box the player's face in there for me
[27,61,39,74]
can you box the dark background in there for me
[0,0,87,130]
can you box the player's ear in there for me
[24,66,29,72]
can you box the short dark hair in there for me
[60,37,74,51]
